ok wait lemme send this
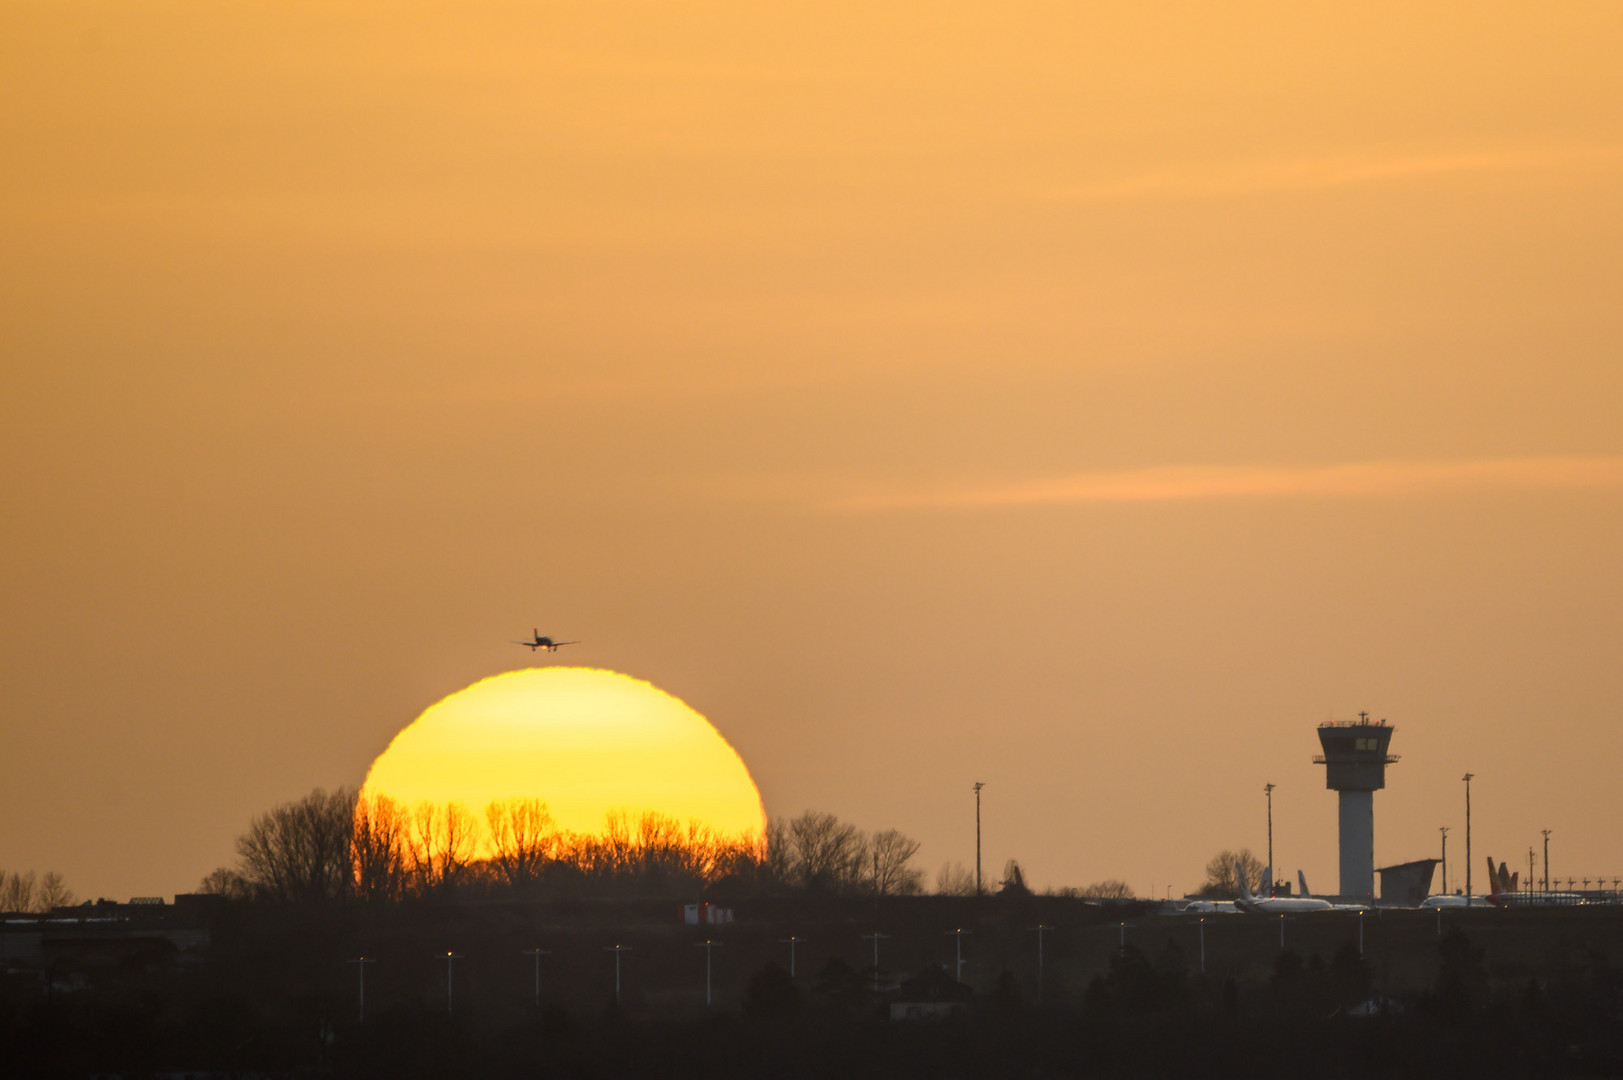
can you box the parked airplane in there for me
[512,629,578,652]
[1235,863,1334,914]
[1296,871,1373,911]
[1484,856,1586,908]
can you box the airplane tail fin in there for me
[1488,857,1507,896]
[1259,866,1272,898]
[1298,869,1311,897]
[1236,861,1256,902]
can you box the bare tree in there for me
[871,829,924,895]
[0,870,37,912]
[37,871,74,909]
[784,811,867,892]
[1082,879,1136,899]
[236,787,358,902]
[936,861,975,896]
[485,797,557,891]
[198,866,250,899]
[352,793,409,901]
[404,800,479,893]
[1199,848,1266,898]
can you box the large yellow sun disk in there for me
[360,668,766,852]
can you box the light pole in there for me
[1198,917,1206,974]
[1029,924,1053,1005]
[973,782,986,896]
[1528,847,1536,895]
[1264,783,1276,892]
[1439,826,1449,895]
[603,944,631,1005]
[945,929,971,983]
[1463,774,1474,907]
[1541,829,1551,892]
[778,935,804,978]
[521,947,550,1008]
[348,957,374,1023]
[695,940,723,1007]
[440,952,462,1016]
[861,931,890,992]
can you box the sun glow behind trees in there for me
[359,669,767,849]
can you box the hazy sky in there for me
[5,1,1622,901]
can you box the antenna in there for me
[973,782,986,895]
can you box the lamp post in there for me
[944,929,971,983]
[1462,773,1474,907]
[861,931,890,992]
[778,935,804,978]
[973,782,986,895]
[348,957,374,1024]
[1541,829,1551,892]
[1029,924,1053,1005]
[603,944,631,1005]
[695,940,723,1007]
[1264,783,1276,892]
[521,947,550,1008]
[1198,917,1206,974]
[440,952,462,1016]
[1439,826,1449,895]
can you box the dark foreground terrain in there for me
[4,895,1621,1078]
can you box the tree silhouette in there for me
[235,787,356,902]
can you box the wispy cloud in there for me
[835,457,1623,511]
[1040,145,1623,202]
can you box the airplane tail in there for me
[1236,861,1256,903]
[1487,856,1516,896]
[1298,869,1311,898]
[1259,866,1273,898]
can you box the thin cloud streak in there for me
[1040,145,1623,202]
[836,457,1623,511]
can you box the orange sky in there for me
[4,1,1622,901]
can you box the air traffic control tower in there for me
[1314,715,1398,899]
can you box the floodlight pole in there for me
[1029,924,1053,1005]
[1440,826,1449,895]
[973,782,986,895]
[1264,783,1276,893]
[440,952,462,1016]
[778,935,804,978]
[861,931,890,992]
[1198,917,1206,974]
[521,947,550,1008]
[695,940,723,1007]
[945,928,971,983]
[603,945,631,1005]
[1463,774,1474,907]
[1541,829,1551,892]
[348,957,374,1024]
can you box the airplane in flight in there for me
[512,629,579,652]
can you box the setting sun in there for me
[360,669,765,849]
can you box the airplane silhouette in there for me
[512,629,578,652]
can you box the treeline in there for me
[203,788,927,903]
[0,868,75,913]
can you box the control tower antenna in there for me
[1313,714,1399,900]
